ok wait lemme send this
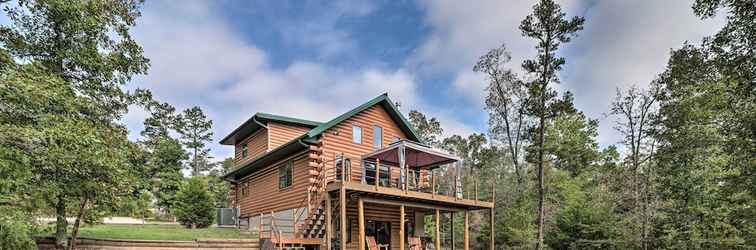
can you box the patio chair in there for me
[408,237,422,250]
[366,236,389,250]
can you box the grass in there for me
[68,224,247,241]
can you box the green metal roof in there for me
[221,93,422,180]
[304,93,421,142]
[219,112,322,145]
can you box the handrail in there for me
[269,212,283,250]
[292,149,336,237]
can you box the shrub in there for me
[0,208,36,250]
[173,177,216,229]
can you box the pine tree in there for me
[518,1,584,248]
[178,106,214,176]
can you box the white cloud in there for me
[562,0,725,147]
[127,1,426,160]
[412,0,725,148]
[277,0,377,59]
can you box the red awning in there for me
[362,140,459,168]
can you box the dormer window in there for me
[352,125,362,144]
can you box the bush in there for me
[173,177,216,229]
[0,208,36,250]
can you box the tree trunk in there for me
[68,195,90,250]
[534,113,546,250]
[534,38,551,250]
[54,193,68,250]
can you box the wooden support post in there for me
[400,205,405,250]
[431,170,436,197]
[340,153,346,183]
[325,193,332,250]
[340,186,347,250]
[435,209,441,250]
[405,164,409,193]
[358,197,365,250]
[375,158,380,190]
[464,210,469,250]
[451,211,455,250]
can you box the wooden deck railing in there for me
[330,152,494,203]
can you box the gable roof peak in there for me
[304,93,421,143]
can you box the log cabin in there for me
[221,93,494,250]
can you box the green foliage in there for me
[647,1,756,248]
[179,107,214,176]
[544,111,600,176]
[518,1,585,248]
[1,0,149,248]
[0,208,36,250]
[408,110,444,147]
[0,0,149,121]
[147,137,187,214]
[545,170,619,250]
[174,177,216,229]
[206,177,230,208]
[477,43,529,187]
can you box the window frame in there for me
[373,125,383,149]
[352,124,362,144]
[241,143,249,158]
[241,181,249,197]
[278,160,293,190]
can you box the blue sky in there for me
[108,0,725,161]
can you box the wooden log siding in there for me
[321,105,409,183]
[237,151,310,217]
[234,128,268,166]
[268,122,312,150]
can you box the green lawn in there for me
[71,224,249,241]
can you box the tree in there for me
[0,0,149,248]
[148,137,187,216]
[174,177,216,229]
[649,0,755,248]
[136,98,188,217]
[408,110,444,147]
[477,43,530,189]
[207,158,234,208]
[543,110,600,177]
[179,106,214,176]
[609,85,659,249]
[517,1,585,248]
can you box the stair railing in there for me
[269,211,283,250]
[292,147,334,238]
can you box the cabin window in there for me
[241,143,248,158]
[241,182,249,197]
[278,161,293,189]
[352,125,362,144]
[373,126,382,149]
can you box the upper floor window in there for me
[373,126,382,149]
[352,125,362,144]
[279,161,293,189]
[241,143,249,158]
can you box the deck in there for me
[326,180,493,211]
